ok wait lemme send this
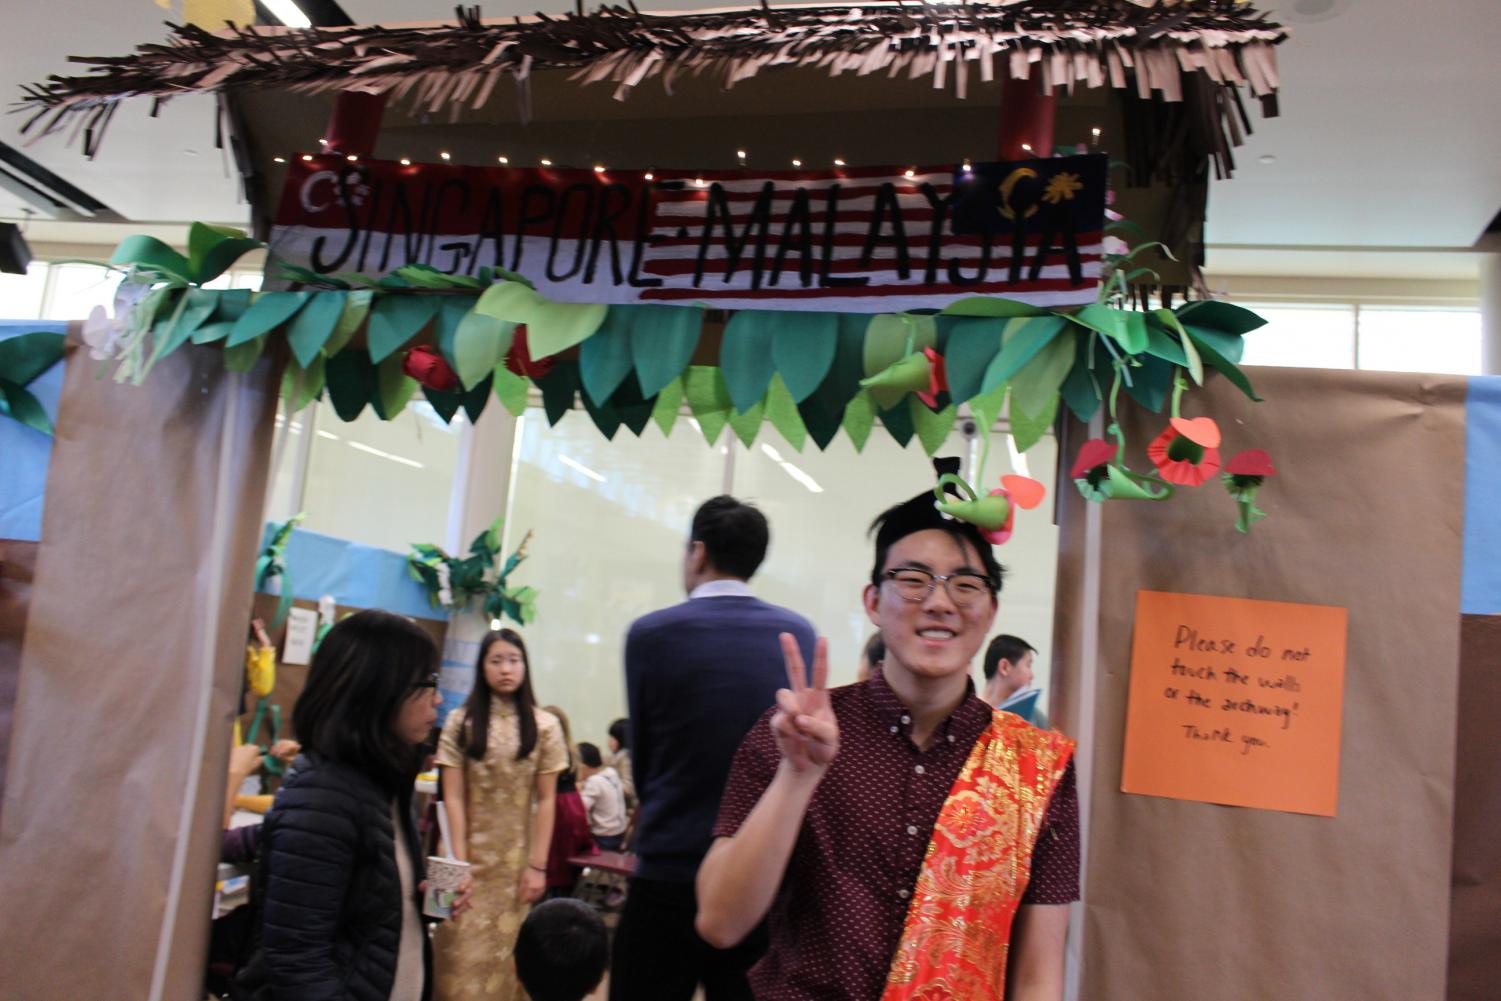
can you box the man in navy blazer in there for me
[610,495,816,1001]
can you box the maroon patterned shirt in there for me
[712,670,1079,1001]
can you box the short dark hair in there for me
[577,741,603,769]
[607,717,630,750]
[291,610,437,794]
[983,634,1037,681]
[515,899,609,1001]
[868,506,1005,595]
[863,633,885,669]
[691,495,770,580]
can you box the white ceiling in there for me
[4,0,1498,279]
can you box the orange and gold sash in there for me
[882,712,1075,1001]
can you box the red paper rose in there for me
[505,325,555,380]
[402,344,460,392]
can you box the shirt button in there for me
[897,888,910,899]
[914,765,926,775]
[947,734,955,743]
[890,725,899,734]
[900,715,911,724]
[906,825,918,836]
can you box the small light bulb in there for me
[1020,143,1033,153]
[644,171,655,181]
[594,165,606,174]
[346,154,358,162]
[318,137,328,146]
[1091,127,1102,137]
[399,157,412,166]
[962,159,973,173]
[791,158,802,167]
[833,158,846,167]
[498,155,509,164]
[440,151,452,161]
[736,149,747,159]
[301,154,313,161]
[540,158,553,166]
[694,177,706,187]
[273,156,287,164]
[903,168,915,178]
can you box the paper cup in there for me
[423,857,471,919]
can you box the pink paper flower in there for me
[916,346,947,409]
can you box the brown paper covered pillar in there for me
[1052,367,1464,1001]
[0,335,278,1000]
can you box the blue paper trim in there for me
[1462,377,1501,614]
[0,321,67,543]
[258,524,443,621]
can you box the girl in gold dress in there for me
[432,628,566,1001]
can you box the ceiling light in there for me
[644,171,655,180]
[594,165,606,173]
[348,441,424,469]
[791,158,802,167]
[1259,154,1278,165]
[736,149,747,159]
[833,158,846,166]
[439,151,452,161]
[345,154,358,162]
[497,155,509,164]
[904,168,915,178]
[540,158,553,166]
[399,157,412,165]
[273,156,287,163]
[300,154,313,161]
[1091,127,1102,137]
[1020,143,1033,152]
[559,454,606,483]
[263,0,312,28]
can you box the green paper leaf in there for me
[941,317,1004,404]
[841,391,876,451]
[453,310,516,390]
[764,374,808,451]
[1010,394,1058,453]
[981,315,1066,395]
[110,235,191,284]
[286,291,346,368]
[191,320,232,345]
[187,223,242,279]
[283,353,328,412]
[1142,320,1188,367]
[582,394,623,439]
[433,297,475,371]
[969,383,1007,438]
[0,380,53,435]
[650,377,684,436]
[1148,309,1202,384]
[1185,330,1261,401]
[325,347,377,421]
[728,396,765,448]
[493,366,530,416]
[1059,340,1102,423]
[1176,300,1267,338]
[223,334,266,372]
[424,386,463,423]
[374,352,419,419]
[1105,464,1172,501]
[537,362,581,425]
[474,281,541,322]
[1071,304,1147,355]
[683,366,731,446]
[910,398,957,456]
[0,330,65,386]
[630,305,703,398]
[461,373,493,424]
[579,308,636,406]
[148,290,213,365]
[326,290,374,356]
[191,290,243,342]
[1123,353,1175,413]
[939,297,1048,318]
[771,312,839,403]
[366,295,438,363]
[197,236,264,286]
[879,399,914,448]
[719,310,778,414]
[1009,331,1076,420]
[863,314,935,377]
[1181,323,1247,366]
[228,291,307,347]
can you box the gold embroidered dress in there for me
[432,700,567,1001]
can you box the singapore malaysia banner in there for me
[269,153,1108,312]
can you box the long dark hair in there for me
[542,704,577,784]
[461,627,540,762]
[292,610,437,794]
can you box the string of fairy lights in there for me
[265,127,1105,178]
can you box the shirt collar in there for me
[689,579,754,599]
[864,665,992,747]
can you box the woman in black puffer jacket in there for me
[251,610,464,1001]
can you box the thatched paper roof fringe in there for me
[19,2,1286,161]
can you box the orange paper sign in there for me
[1121,590,1349,816]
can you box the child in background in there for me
[514,899,609,1001]
[541,705,598,897]
[576,742,629,852]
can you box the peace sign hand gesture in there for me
[771,633,839,774]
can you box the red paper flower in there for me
[402,345,460,392]
[1070,438,1116,480]
[916,346,947,409]
[505,325,554,380]
[1147,424,1221,486]
[1225,448,1276,477]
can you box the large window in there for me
[1234,301,1483,375]
[504,411,1061,745]
[0,260,262,321]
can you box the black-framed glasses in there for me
[884,568,993,606]
[410,673,440,692]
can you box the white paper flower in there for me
[436,562,453,609]
[81,305,121,361]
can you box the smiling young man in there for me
[695,471,1079,1001]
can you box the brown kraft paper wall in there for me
[1448,613,1501,1001]
[1052,367,1465,1001]
[0,335,279,1001]
[0,540,39,817]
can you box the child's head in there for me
[515,899,608,1001]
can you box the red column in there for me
[997,71,1055,160]
[320,91,389,157]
